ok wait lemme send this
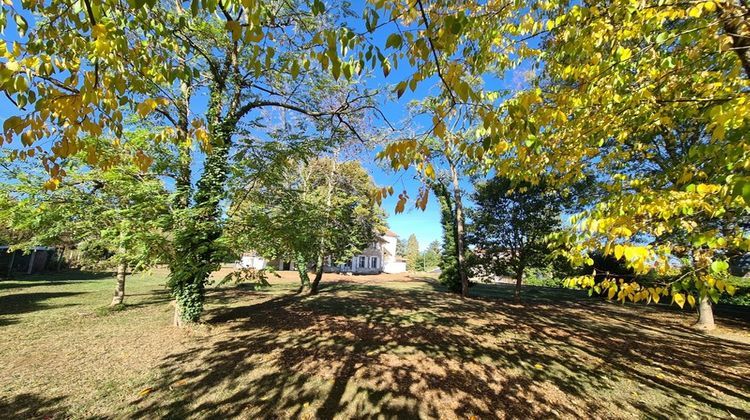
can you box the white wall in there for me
[383,261,407,274]
[237,255,267,270]
[383,235,398,263]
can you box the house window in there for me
[359,256,366,268]
[371,257,378,268]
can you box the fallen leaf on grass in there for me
[137,387,154,397]
[171,379,188,387]
[534,363,544,370]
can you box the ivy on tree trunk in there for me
[169,91,233,324]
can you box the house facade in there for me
[237,230,407,274]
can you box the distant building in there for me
[0,246,59,276]
[237,230,407,274]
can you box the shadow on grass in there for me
[0,393,68,418]
[132,279,750,418]
[0,291,84,326]
[0,270,114,291]
[122,289,173,309]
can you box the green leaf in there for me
[710,260,729,273]
[385,33,403,49]
[709,289,720,304]
[14,14,27,37]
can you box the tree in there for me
[432,181,462,292]
[228,157,384,293]
[1,1,384,324]
[370,0,749,325]
[421,240,441,271]
[405,234,420,271]
[505,1,749,330]
[396,238,408,258]
[0,142,169,306]
[469,177,562,302]
[378,123,474,296]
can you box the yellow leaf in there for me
[673,293,685,309]
[43,178,60,191]
[534,363,543,370]
[136,99,156,118]
[425,163,435,179]
[687,294,696,308]
[137,387,154,397]
[607,286,617,300]
[614,244,624,260]
[92,24,107,38]
[650,288,661,304]
[226,21,241,42]
[434,120,446,138]
[618,47,632,61]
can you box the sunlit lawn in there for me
[1,269,749,419]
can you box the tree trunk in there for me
[296,253,311,293]
[56,247,65,271]
[450,162,469,298]
[310,254,325,295]
[719,1,750,79]
[169,96,231,324]
[111,262,127,306]
[7,251,15,277]
[174,79,193,210]
[173,301,183,327]
[694,295,716,331]
[310,156,335,296]
[514,266,524,303]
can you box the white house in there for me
[237,230,407,274]
[236,251,267,270]
[380,230,408,274]
[324,230,406,274]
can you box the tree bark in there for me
[174,79,193,210]
[310,254,324,295]
[694,295,716,331]
[719,1,750,79]
[450,162,469,298]
[111,262,127,306]
[56,247,65,271]
[173,302,183,327]
[7,251,15,277]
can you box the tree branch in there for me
[415,0,456,106]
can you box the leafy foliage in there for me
[228,157,385,289]
[468,176,562,299]
[433,182,461,293]
[404,234,420,271]
[0,142,169,271]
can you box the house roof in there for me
[384,229,399,238]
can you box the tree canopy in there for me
[469,176,562,301]
[228,157,385,292]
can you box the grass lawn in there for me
[1,269,749,419]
